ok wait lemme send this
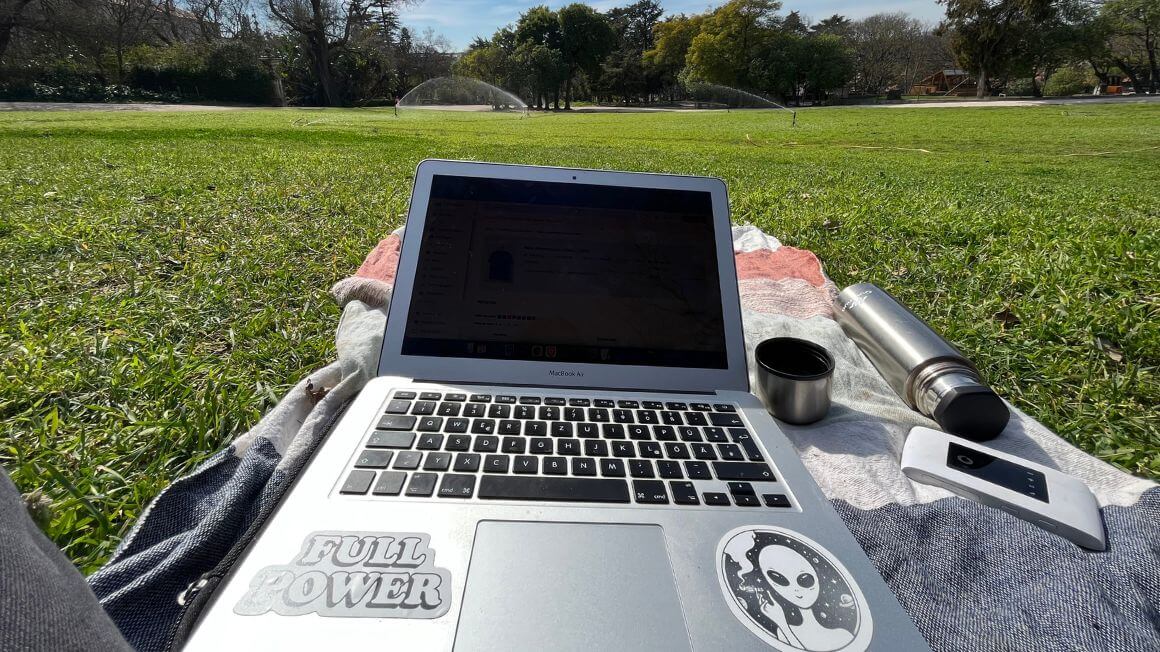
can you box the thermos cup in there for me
[834,283,1009,441]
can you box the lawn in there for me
[1,103,1157,573]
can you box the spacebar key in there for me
[478,476,630,503]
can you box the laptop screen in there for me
[400,174,727,369]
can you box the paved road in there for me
[2,95,1157,113]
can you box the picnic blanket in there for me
[88,226,1159,652]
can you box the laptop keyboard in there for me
[338,390,793,509]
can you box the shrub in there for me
[1044,67,1094,97]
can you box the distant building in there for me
[910,69,977,96]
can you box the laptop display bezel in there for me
[376,159,748,393]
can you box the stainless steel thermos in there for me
[834,283,1009,441]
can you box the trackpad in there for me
[454,521,691,652]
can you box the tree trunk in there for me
[564,76,572,109]
[1147,32,1158,93]
[309,0,337,106]
[976,67,988,98]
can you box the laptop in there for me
[185,160,929,651]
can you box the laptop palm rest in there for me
[453,521,692,652]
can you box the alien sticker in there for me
[717,526,872,652]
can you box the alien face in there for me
[759,544,819,609]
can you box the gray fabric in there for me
[0,467,131,652]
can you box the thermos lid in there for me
[933,384,1010,441]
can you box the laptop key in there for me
[552,422,573,437]
[612,441,635,457]
[613,409,634,424]
[453,453,481,473]
[484,454,510,474]
[469,394,492,402]
[568,398,591,407]
[393,391,417,400]
[629,459,654,478]
[577,423,599,438]
[377,415,416,430]
[367,431,415,449]
[495,395,517,404]
[671,481,700,505]
[691,443,716,460]
[417,434,444,450]
[593,399,615,408]
[502,437,526,454]
[519,396,541,405]
[642,401,664,409]
[438,474,476,498]
[602,424,626,439]
[617,400,639,409]
[653,425,676,441]
[679,427,702,442]
[714,462,776,482]
[684,412,708,426]
[385,399,411,414]
[685,461,712,480]
[463,404,486,417]
[564,407,585,421]
[538,406,560,420]
[714,403,736,412]
[709,413,744,427]
[588,408,610,422]
[445,434,471,451]
[437,403,461,417]
[557,439,581,456]
[525,421,547,436]
[637,410,658,424]
[417,417,443,432]
[513,456,539,474]
[445,418,469,433]
[445,393,467,402]
[419,392,441,401]
[628,425,650,440]
[584,440,609,457]
[393,451,422,470]
[423,452,452,471]
[665,442,691,459]
[665,402,688,411]
[514,406,535,420]
[544,397,566,406]
[355,450,393,468]
[340,470,375,494]
[661,411,682,426]
[478,476,630,503]
[411,401,436,416]
[488,404,511,419]
[633,480,668,504]
[728,481,757,495]
[571,457,597,476]
[471,419,496,435]
[703,492,730,506]
[499,420,522,435]
[529,437,552,454]
[729,428,765,461]
[542,457,568,475]
[639,442,663,459]
[600,458,626,477]
[690,403,713,412]
[763,493,792,508]
[372,471,407,496]
[657,461,683,479]
[473,436,498,453]
[704,427,728,442]
[719,444,744,461]
[406,473,438,497]
[734,494,761,507]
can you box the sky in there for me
[399,0,946,51]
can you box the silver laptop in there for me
[185,160,929,652]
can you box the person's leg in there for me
[0,467,131,651]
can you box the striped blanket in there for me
[89,226,1159,652]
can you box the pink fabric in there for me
[734,246,827,286]
[355,234,402,285]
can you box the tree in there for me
[643,13,703,95]
[557,3,613,108]
[850,13,941,96]
[599,0,663,103]
[812,14,851,39]
[1103,0,1159,92]
[0,0,36,63]
[685,0,783,90]
[940,0,1054,97]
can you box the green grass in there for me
[1,104,1157,573]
